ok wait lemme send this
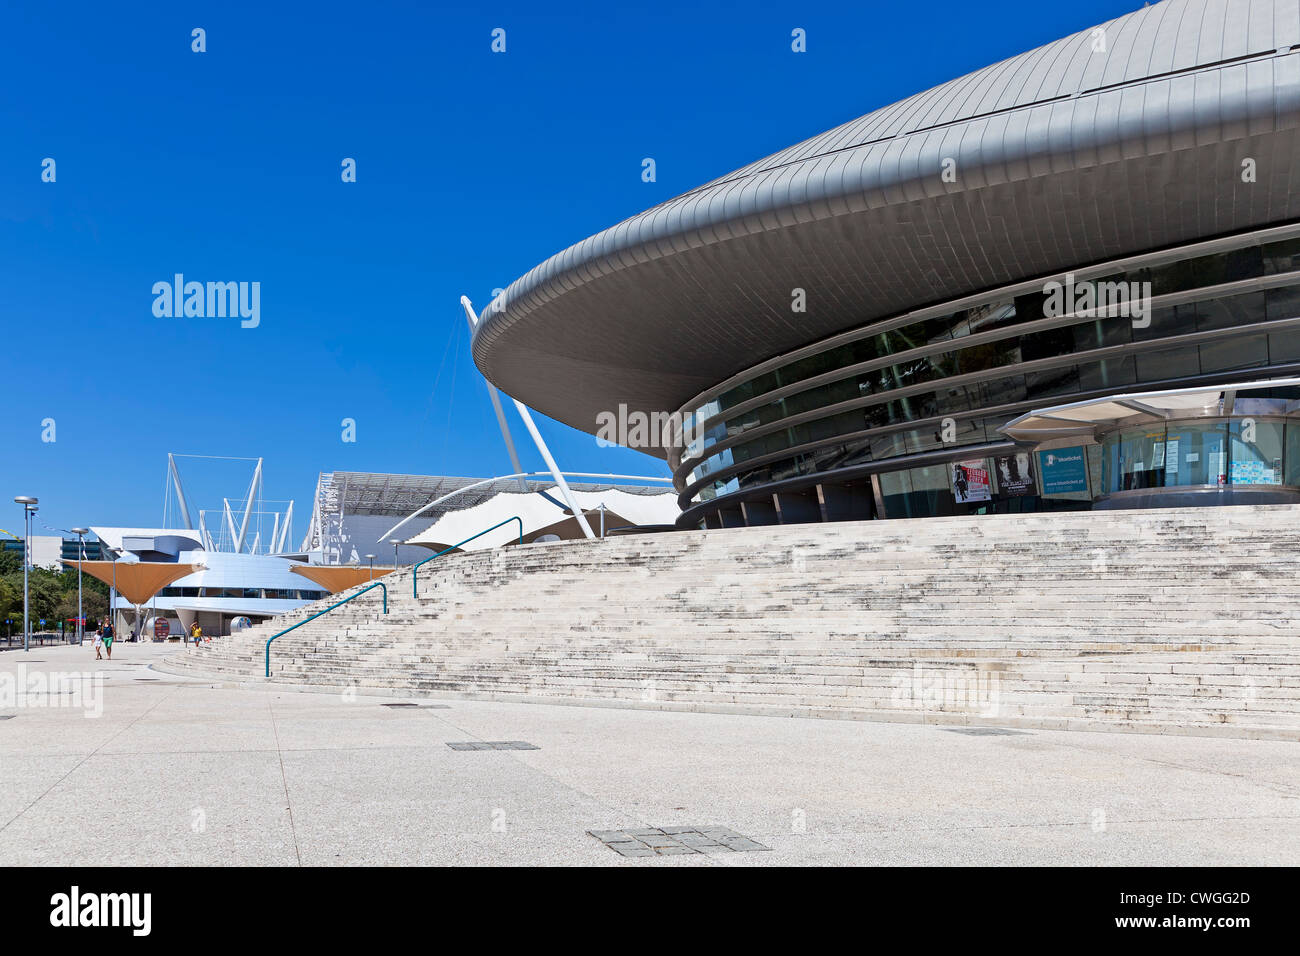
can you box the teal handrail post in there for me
[412,516,523,597]
[264,580,387,678]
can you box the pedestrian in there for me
[103,620,114,660]
[189,621,203,651]
[92,623,104,660]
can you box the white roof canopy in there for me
[403,487,679,551]
[999,377,1300,442]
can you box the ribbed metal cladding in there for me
[473,0,1300,456]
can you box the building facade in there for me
[472,0,1300,528]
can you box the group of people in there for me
[89,619,114,660]
[82,619,208,658]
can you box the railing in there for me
[264,581,388,678]
[412,516,523,597]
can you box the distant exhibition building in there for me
[474,0,1300,528]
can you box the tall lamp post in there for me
[107,546,122,638]
[365,554,376,581]
[70,528,89,645]
[13,496,38,653]
[389,537,401,569]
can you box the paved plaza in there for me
[0,643,1297,866]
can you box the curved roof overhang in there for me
[290,565,395,594]
[472,0,1300,455]
[64,561,205,607]
[999,375,1300,442]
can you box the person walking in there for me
[189,621,203,651]
[102,620,114,660]
[92,623,105,660]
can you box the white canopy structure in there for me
[403,486,679,552]
[999,376,1300,442]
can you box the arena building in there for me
[472,0,1300,528]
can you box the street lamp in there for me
[389,537,401,568]
[70,528,89,645]
[107,546,122,638]
[13,496,38,653]
[365,554,376,581]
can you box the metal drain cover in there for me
[589,827,770,856]
[944,727,1028,736]
[446,741,538,751]
[383,702,451,709]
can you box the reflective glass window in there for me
[1229,420,1283,485]
[1162,423,1227,487]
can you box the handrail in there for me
[264,581,387,677]
[412,516,523,597]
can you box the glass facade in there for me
[674,227,1300,525]
[1097,420,1293,495]
[158,586,327,600]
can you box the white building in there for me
[89,526,327,638]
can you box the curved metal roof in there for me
[474,0,1300,455]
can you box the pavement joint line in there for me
[267,698,303,867]
[1043,737,1300,800]
[416,707,686,849]
[782,812,1300,839]
[0,684,184,837]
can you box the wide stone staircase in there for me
[156,505,1300,739]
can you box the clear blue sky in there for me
[0,0,1141,538]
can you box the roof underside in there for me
[1000,375,1300,438]
[320,471,670,518]
[473,0,1300,455]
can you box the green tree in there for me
[0,577,16,628]
[26,572,63,629]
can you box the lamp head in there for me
[14,496,37,506]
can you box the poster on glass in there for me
[950,459,992,503]
[993,453,1035,497]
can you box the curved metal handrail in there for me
[412,516,524,597]
[264,581,387,677]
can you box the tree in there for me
[26,572,62,630]
[0,577,16,628]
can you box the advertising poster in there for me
[993,453,1035,497]
[1037,446,1089,495]
[950,459,992,503]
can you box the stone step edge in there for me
[146,659,1300,742]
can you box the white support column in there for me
[460,296,527,491]
[168,453,195,529]
[234,458,263,554]
[461,295,596,540]
[510,397,597,539]
[276,500,294,553]
[222,499,238,551]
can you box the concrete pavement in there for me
[1,642,1297,866]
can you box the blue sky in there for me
[0,0,1141,538]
